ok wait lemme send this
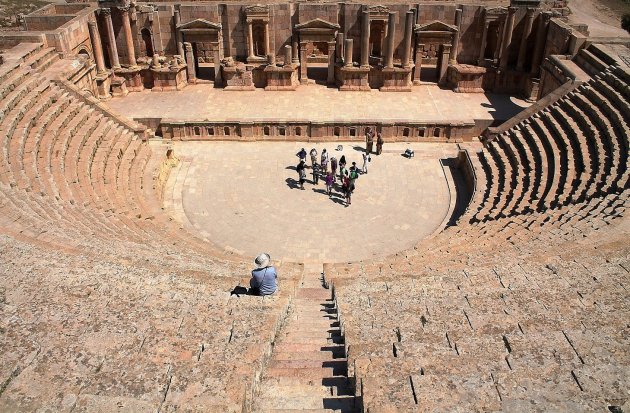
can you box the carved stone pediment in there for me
[244,4,269,21]
[177,18,222,31]
[414,20,458,33]
[485,7,508,16]
[295,18,340,32]
[367,5,390,14]
[366,5,390,19]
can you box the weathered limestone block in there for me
[114,66,144,93]
[222,60,255,91]
[336,65,370,91]
[448,64,486,93]
[264,58,299,91]
[151,56,187,92]
[110,76,128,97]
[379,66,414,92]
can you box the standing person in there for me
[312,161,320,185]
[366,127,374,154]
[349,162,360,184]
[310,148,318,167]
[339,154,347,169]
[325,170,334,197]
[330,156,338,182]
[339,155,347,182]
[249,253,278,296]
[376,132,384,155]
[321,149,329,173]
[343,170,355,206]
[296,160,306,190]
[296,148,307,163]
[362,151,370,174]
[339,163,346,185]
[341,171,350,205]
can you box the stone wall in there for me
[131,2,539,69]
[158,119,478,142]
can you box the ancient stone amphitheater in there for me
[0,0,628,412]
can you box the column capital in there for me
[88,20,97,28]
[184,42,193,52]
[99,8,111,16]
[117,6,131,14]
[507,7,517,15]
[525,7,538,17]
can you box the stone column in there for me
[384,12,396,68]
[327,40,336,84]
[119,6,137,67]
[213,45,222,84]
[284,44,292,66]
[174,10,184,59]
[360,10,370,67]
[267,53,276,65]
[530,11,550,75]
[402,11,414,68]
[344,38,353,67]
[184,42,196,82]
[336,33,344,62]
[264,21,270,56]
[517,8,536,70]
[450,8,462,64]
[438,43,451,84]
[101,8,120,69]
[413,42,423,83]
[247,21,255,59]
[499,7,516,69]
[300,41,308,84]
[477,14,488,65]
[292,36,299,64]
[88,20,106,74]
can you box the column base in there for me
[264,63,300,90]
[379,66,414,92]
[114,66,144,92]
[151,64,188,92]
[95,72,111,100]
[222,62,256,90]
[336,65,370,91]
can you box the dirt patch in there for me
[0,0,50,29]
[568,0,630,37]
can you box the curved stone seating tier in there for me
[467,65,629,224]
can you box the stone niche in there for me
[413,20,458,86]
[177,18,223,85]
[244,4,271,64]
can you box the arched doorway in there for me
[141,28,154,57]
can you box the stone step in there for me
[278,336,344,345]
[271,359,348,370]
[272,351,346,361]
[262,376,351,390]
[257,395,356,411]
[258,381,349,399]
[281,330,341,339]
[295,288,332,300]
[266,366,347,379]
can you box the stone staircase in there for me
[254,263,358,412]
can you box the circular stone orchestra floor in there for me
[166,142,458,263]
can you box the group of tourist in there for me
[293,128,384,207]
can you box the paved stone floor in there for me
[106,84,529,123]
[166,141,458,263]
